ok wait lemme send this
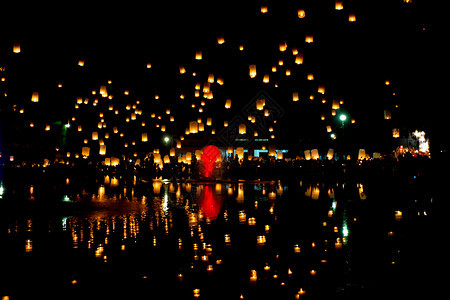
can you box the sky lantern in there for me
[13,43,21,53]
[260,5,268,13]
[295,53,303,65]
[392,128,400,138]
[279,41,287,52]
[263,74,270,83]
[217,36,225,45]
[348,13,356,22]
[78,60,85,67]
[195,51,202,60]
[335,1,344,10]
[81,147,90,157]
[225,99,232,109]
[311,149,320,160]
[142,133,148,142]
[31,92,39,103]
[249,65,257,78]
[292,92,299,102]
[327,148,334,160]
[304,150,311,160]
[99,145,106,155]
[189,121,198,134]
[305,35,314,43]
[179,65,186,74]
[239,124,246,135]
[92,132,98,140]
[256,99,265,110]
[297,9,306,18]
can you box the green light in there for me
[330,133,336,139]
[339,114,347,122]
[163,136,170,143]
[65,123,71,128]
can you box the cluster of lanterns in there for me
[0,0,421,163]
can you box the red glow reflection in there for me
[199,184,222,220]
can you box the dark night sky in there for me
[0,0,446,154]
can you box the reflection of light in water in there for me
[61,217,68,231]
[0,183,4,199]
[162,187,169,215]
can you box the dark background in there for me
[0,0,445,158]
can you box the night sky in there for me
[0,0,445,158]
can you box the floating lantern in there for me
[384,109,392,120]
[217,36,225,44]
[307,73,314,80]
[276,150,283,160]
[392,128,400,138]
[99,145,106,155]
[279,41,287,52]
[295,53,304,65]
[335,1,344,10]
[189,121,198,134]
[327,148,334,160]
[264,110,270,117]
[260,5,268,13]
[305,35,314,43]
[13,42,21,53]
[311,149,319,160]
[195,51,202,60]
[239,124,246,135]
[256,99,265,110]
[297,9,306,18]
[92,132,98,140]
[358,149,366,160]
[81,147,90,157]
[249,65,257,78]
[348,13,356,22]
[31,92,39,103]
[142,133,148,142]
[304,150,311,160]
[78,60,85,67]
[225,99,232,109]
[263,74,270,83]
[292,92,299,102]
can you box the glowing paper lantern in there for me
[268,146,276,157]
[392,128,400,138]
[217,36,225,45]
[99,145,106,155]
[256,99,265,110]
[297,9,306,18]
[189,121,198,134]
[225,99,232,109]
[276,150,283,160]
[327,148,334,160]
[358,149,366,160]
[311,149,319,160]
[292,92,299,102]
[142,133,148,142]
[195,51,202,60]
[31,92,39,103]
[335,1,344,10]
[201,145,221,178]
[13,43,21,53]
[305,35,314,43]
[239,124,246,135]
[82,147,90,157]
[304,150,311,160]
[249,65,257,78]
[92,132,98,140]
[295,53,303,65]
